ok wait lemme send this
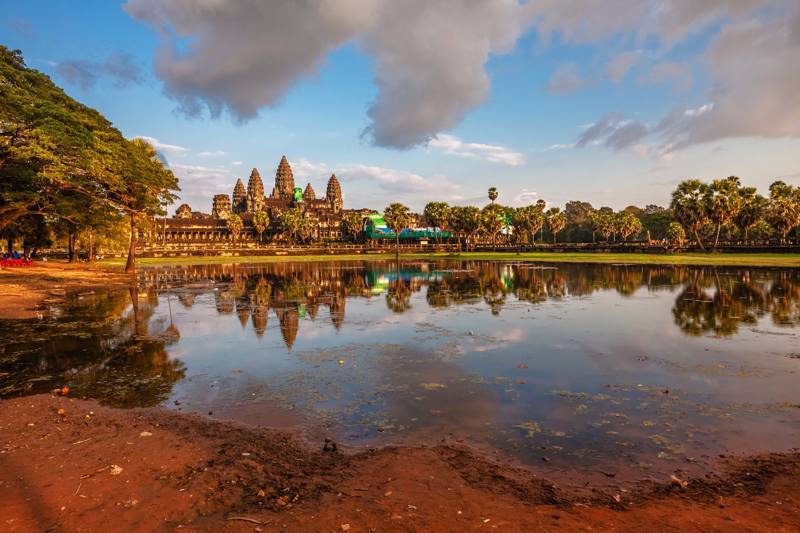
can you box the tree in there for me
[767,181,800,239]
[734,187,767,239]
[546,208,566,243]
[343,212,364,242]
[563,200,594,242]
[450,206,481,250]
[512,204,545,245]
[616,210,643,241]
[117,139,179,272]
[481,203,509,250]
[383,203,411,259]
[488,187,498,204]
[706,176,742,248]
[252,211,269,243]
[423,202,450,244]
[226,214,243,243]
[666,222,686,247]
[278,207,307,244]
[590,211,615,242]
[670,179,709,250]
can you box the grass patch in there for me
[98,251,800,268]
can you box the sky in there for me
[2,0,799,213]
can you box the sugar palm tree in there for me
[546,208,566,243]
[767,181,800,239]
[423,201,450,244]
[383,203,411,259]
[734,187,767,239]
[343,211,364,242]
[488,187,498,204]
[226,214,243,243]
[670,179,709,250]
[706,176,742,248]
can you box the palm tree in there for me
[666,222,686,247]
[343,212,363,242]
[278,207,305,244]
[706,176,742,248]
[383,203,411,259]
[481,203,508,250]
[252,210,269,243]
[546,208,566,243]
[226,214,243,243]
[767,181,800,239]
[488,187,498,204]
[670,179,709,250]
[734,187,767,239]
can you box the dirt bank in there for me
[0,264,132,319]
[1,394,798,532]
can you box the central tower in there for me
[273,155,295,200]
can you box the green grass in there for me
[97,251,800,268]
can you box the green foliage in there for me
[767,181,800,238]
[278,208,308,244]
[546,207,567,243]
[671,179,710,249]
[511,203,545,244]
[226,214,243,242]
[450,206,481,248]
[342,211,364,241]
[252,211,269,242]
[383,202,411,256]
[666,222,686,246]
[615,210,643,241]
[0,46,177,270]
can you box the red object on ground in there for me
[0,258,33,268]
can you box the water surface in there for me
[2,260,799,484]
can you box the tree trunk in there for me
[714,223,721,249]
[553,232,557,244]
[88,232,95,263]
[68,230,77,263]
[7,237,13,253]
[693,228,706,251]
[125,214,136,273]
[395,234,400,260]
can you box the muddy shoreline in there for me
[0,264,132,319]
[1,394,798,532]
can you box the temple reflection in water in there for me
[137,261,800,346]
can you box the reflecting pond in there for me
[2,260,799,483]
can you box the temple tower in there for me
[232,178,246,214]
[326,174,343,212]
[246,168,265,213]
[273,156,295,200]
[212,194,231,219]
[303,183,316,202]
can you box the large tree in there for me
[450,206,481,251]
[481,203,509,250]
[422,201,450,244]
[616,210,643,241]
[546,207,566,244]
[0,46,177,271]
[734,187,767,239]
[706,176,742,248]
[767,181,800,238]
[670,179,709,250]
[342,211,363,242]
[383,203,411,259]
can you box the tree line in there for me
[381,176,800,253]
[0,46,178,271]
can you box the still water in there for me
[2,260,799,483]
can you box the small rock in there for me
[110,464,123,476]
[341,524,351,531]
[139,431,153,437]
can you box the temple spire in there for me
[326,173,342,212]
[274,155,295,199]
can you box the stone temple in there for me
[164,156,370,245]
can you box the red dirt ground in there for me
[1,394,799,532]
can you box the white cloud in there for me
[640,61,693,92]
[511,189,539,206]
[197,150,228,157]
[135,135,189,155]
[231,160,243,166]
[428,134,525,166]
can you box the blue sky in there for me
[2,0,798,212]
